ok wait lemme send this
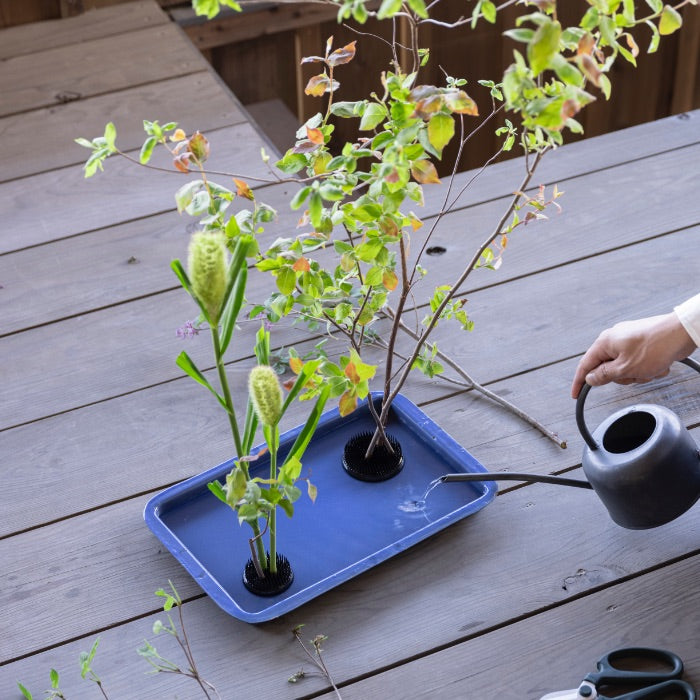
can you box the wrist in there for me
[674,294,700,349]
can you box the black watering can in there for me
[440,357,700,529]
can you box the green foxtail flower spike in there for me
[187,231,227,323]
[249,365,283,427]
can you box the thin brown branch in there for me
[383,308,566,448]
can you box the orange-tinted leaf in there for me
[173,153,191,172]
[327,41,356,66]
[188,131,210,162]
[292,139,321,154]
[409,84,440,102]
[578,54,601,86]
[306,126,324,145]
[344,361,361,384]
[409,214,423,231]
[283,378,296,391]
[413,94,444,119]
[577,32,596,56]
[411,159,441,184]
[293,256,311,272]
[444,90,479,116]
[338,390,357,417]
[379,216,399,238]
[385,168,400,184]
[300,55,326,64]
[624,32,639,58]
[170,128,187,142]
[382,269,398,291]
[305,73,338,96]
[233,178,254,200]
[560,98,581,120]
[289,356,304,374]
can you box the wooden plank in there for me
[246,98,300,155]
[0,23,205,117]
[175,2,340,50]
[0,0,59,31]
[408,143,700,293]
[0,71,246,181]
[0,0,168,60]
[5,451,700,690]
[4,326,699,538]
[1,108,696,254]
[312,553,700,698]
[0,277,317,430]
[0,122,278,254]
[420,108,700,218]
[2,222,697,429]
[391,224,700,385]
[0,183,298,336]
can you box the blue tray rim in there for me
[144,392,496,622]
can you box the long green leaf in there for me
[282,385,330,467]
[241,399,259,456]
[219,265,247,355]
[218,236,252,354]
[176,351,229,411]
[171,259,193,295]
[254,325,270,365]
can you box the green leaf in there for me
[50,669,60,688]
[527,19,561,75]
[139,136,157,164]
[658,4,682,34]
[103,122,117,151]
[330,100,364,118]
[17,683,33,700]
[176,351,228,411]
[406,0,428,18]
[290,185,312,210]
[171,259,193,296]
[276,266,296,295]
[219,260,247,355]
[377,0,402,19]
[208,480,228,504]
[503,28,535,43]
[481,0,497,23]
[359,103,388,131]
[276,151,307,174]
[549,54,583,86]
[308,191,323,228]
[427,113,455,155]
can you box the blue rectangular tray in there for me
[143,393,495,623]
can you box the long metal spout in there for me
[439,472,594,489]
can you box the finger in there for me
[571,346,615,397]
[585,361,614,387]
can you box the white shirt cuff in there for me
[674,293,700,348]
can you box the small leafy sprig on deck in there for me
[289,625,343,699]
[138,582,221,700]
[18,639,109,700]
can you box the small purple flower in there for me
[176,320,201,339]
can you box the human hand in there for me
[571,313,697,398]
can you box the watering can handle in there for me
[576,356,700,451]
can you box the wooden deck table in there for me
[1,2,700,698]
